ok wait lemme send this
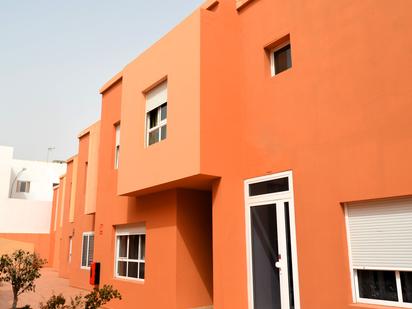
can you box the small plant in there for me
[40,285,121,309]
[39,293,83,309]
[0,250,46,309]
[84,285,122,309]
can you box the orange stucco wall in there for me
[199,1,412,309]
[0,233,49,263]
[118,9,203,195]
[48,1,412,309]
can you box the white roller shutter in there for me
[146,81,167,112]
[346,198,412,271]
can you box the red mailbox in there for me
[89,262,100,285]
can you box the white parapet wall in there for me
[0,198,52,234]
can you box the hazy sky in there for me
[0,0,204,162]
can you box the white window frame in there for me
[146,103,167,147]
[114,123,120,169]
[345,202,412,308]
[16,180,30,193]
[115,224,146,281]
[270,41,291,77]
[80,232,94,269]
[244,170,301,309]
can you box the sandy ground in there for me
[0,268,88,309]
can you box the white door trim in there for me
[244,170,301,309]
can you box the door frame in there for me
[244,170,301,309]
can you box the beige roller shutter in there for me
[346,198,412,271]
[146,80,167,112]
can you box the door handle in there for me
[275,254,282,269]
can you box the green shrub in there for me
[0,250,46,309]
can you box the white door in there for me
[245,171,300,309]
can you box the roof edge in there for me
[99,71,123,94]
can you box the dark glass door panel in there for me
[251,204,281,309]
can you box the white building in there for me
[0,146,66,234]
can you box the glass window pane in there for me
[128,235,139,259]
[274,44,292,74]
[140,235,146,260]
[284,202,295,308]
[128,262,138,278]
[148,129,159,145]
[118,236,128,258]
[81,235,88,267]
[251,204,281,308]
[148,109,158,128]
[160,125,167,140]
[160,103,167,120]
[401,271,412,303]
[117,261,127,277]
[357,270,398,301]
[88,235,94,266]
[249,177,289,196]
[139,262,145,279]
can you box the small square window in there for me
[16,180,30,193]
[271,42,292,76]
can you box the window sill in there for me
[80,266,91,271]
[236,0,255,10]
[113,276,144,285]
[350,302,411,309]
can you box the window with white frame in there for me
[346,198,412,308]
[270,41,292,76]
[114,123,120,169]
[115,224,146,280]
[81,232,94,268]
[16,180,30,193]
[145,81,167,146]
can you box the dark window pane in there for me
[139,262,145,279]
[249,177,289,196]
[401,271,412,303]
[148,129,159,145]
[284,202,295,308]
[128,262,138,278]
[81,236,88,267]
[118,236,127,258]
[160,103,167,120]
[357,270,398,301]
[140,235,146,260]
[274,44,292,74]
[148,109,158,128]
[117,261,127,276]
[251,204,281,308]
[88,235,94,266]
[128,235,139,259]
[160,125,167,140]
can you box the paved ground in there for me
[0,268,88,309]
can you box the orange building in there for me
[49,0,412,308]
